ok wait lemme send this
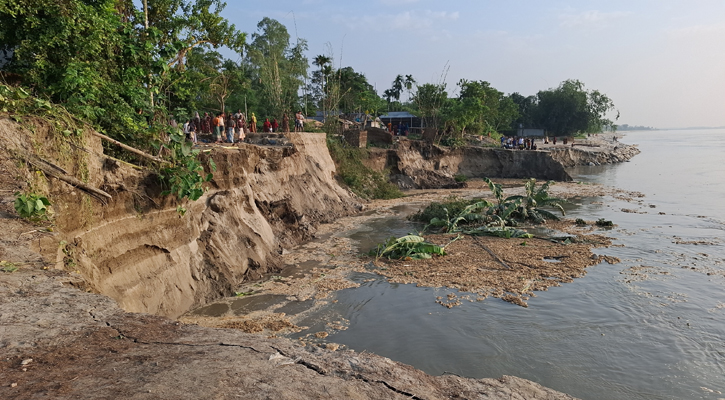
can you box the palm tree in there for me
[403,74,416,102]
[313,55,332,117]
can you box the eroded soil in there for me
[181,179,631,336]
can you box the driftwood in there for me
[91,131,170,165]
[24,155,112,205]
[472,236,512,269]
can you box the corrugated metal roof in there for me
[380,112,417,118]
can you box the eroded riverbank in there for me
[180,179,636,337]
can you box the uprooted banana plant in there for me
[371,234,462,261]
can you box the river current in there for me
[289,129,725,400]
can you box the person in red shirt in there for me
[271,118,279,132]
[263,118,272,132]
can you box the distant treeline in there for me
[618,124,656,131]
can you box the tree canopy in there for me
[513,80,618,136]
[1,2,617,145]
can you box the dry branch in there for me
[90,131,170,165]
[24,155,112,205]
[472,236,512,269]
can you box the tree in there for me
[336,67,384,114]
[383,75,405,110]
[534,79,617,136]
[510,92,538,129]
[311,54,332,115]
[442,80,519,136]
[0,0,245,146]
[412,83,448,130]
[245,17,308,118]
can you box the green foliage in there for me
[454,174,467,183]
[245,17,308,117]
[158,130,216,201]
[1,0,245,149]
[439,135,467,149]
[410,196,481,224]
[412,83,448,131]
[443,80,519,136]
[14,192,51,220]
[533,80,617,135]
[575,218,587,226]
[326,135,402,200]
[0,260,19,273]
[427,201,494,233]
[504,178,566,223]
[370,234,456,260]
[484,178,565,224]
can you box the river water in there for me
[190,129,725,399]
[287,129,725,400]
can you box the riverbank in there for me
[180,179,639,333]
[1,179,620,399]
[0,114,640,398]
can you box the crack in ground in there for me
[87,311,264,353]
[271,346,423,399]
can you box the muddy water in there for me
[191,129,725,399]
[288,129,725,400]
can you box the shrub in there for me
[14,192,51,220]
[326,135,402,200]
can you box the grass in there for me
[326,134,402,200]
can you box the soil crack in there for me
[271,346,424,399]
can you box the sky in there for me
[218,0,725,129]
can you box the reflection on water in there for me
[289,130,725,400]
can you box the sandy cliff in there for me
[0,118,359,318]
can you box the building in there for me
[378,111,422,132]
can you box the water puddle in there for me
[191,302,230,317]
[230,294,287,314]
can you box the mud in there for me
[181,179,630,339]
[0,114,635,399]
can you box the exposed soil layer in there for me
[1,117,639,399]
[0,116,582,398]
[363,132,640,189]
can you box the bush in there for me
[14,192,51,220]
[454,174,467,183]
[409,196,480,223]
[326,135,402,200]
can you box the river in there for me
[189,129,725,399]
[287,129,725,400]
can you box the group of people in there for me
[386,122,409,136]
[180,110,307,145]
[501,136,539,150]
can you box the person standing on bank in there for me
[250,113,257,133]
[271,118,279,133]
[226,113,236,143]
[295,111,304,132]
[282,113,290,133]
[263,118,272,133]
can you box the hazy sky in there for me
[220,1,725,128]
